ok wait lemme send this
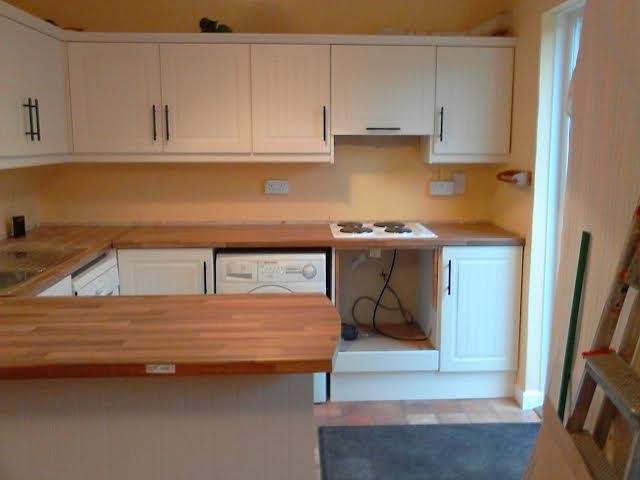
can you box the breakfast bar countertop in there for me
[0,293,341,379]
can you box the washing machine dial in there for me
[302,264,317,280]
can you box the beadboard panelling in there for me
[0,375,316,480]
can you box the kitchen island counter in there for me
[0,293,340,379]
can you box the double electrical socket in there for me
[430,172,466,196]
[264,180,289,195]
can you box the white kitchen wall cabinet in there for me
[331,46,436,135]
[0,16,69,157]
[439,246,522,372]
[160,44,252,153]
[118,249,213,295]
[432,47,514,158]
[68,43,162,153]
[251,44,330,154]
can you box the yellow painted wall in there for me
[39,138,497,224]
[8,0,512,34]
[0,167,51,238]
[492,0,563,395]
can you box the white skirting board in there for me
[330,371,516,402]
[0,374,316,480]
[514,384,545,410]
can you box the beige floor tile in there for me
[488,398,522,413]
[406,413,439,425]
[436,412,469,424]
[341,400,405,419]
[459,399,494,414]
[466,412,500,424]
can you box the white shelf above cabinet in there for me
[331,45,436,136]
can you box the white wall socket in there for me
[264,180,289,195]
[430,180,455,196]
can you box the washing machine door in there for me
[246,284,293,294]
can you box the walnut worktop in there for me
[112,222,523,249]
[0,293,340,379]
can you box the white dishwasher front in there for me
[72,251,119,296]
[215,251,329,402]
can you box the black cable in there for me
[354,249,428,342]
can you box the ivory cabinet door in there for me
[30,32,70,155]
[434,47,514,155]
[68,43,162,153]
[117,249,213,296]
[0,16,69,157]
[160,44,252,153]
[439,246,522,372]
[331,45,436,135]
[251,44,330,154]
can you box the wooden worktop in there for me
[0,225,132,297]
[112,222,523,249]
[0,293,340,379]
[0,222,522,297]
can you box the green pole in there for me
[558,231,591,421]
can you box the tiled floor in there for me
[314,398,541,427]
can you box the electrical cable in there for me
[351,249,428,341]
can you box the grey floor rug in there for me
[319,423,540,480]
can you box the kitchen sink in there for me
[0,247,83,291]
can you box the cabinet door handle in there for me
[366,127,401,131]
[23,98,35,141]
[322,106,327,143]
[152,105,157,142]
[34,98,41,141]
[439,107,444,142]
[164,105,170,141]
[446,259,452,296]
[203,261,207,294]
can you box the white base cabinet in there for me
[118,249,213,295]
[439,245,522,372]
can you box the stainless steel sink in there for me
[0,247,83,291]
[0,270,42,289]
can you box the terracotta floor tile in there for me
[426,400,464,414]
[403,400,438,415]
[314,402,343,417]
[373,415,407,426]
[436,412,469,424]
[406,413,439,425]
[343,415,376,426]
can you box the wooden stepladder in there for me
[565,200,640,480]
